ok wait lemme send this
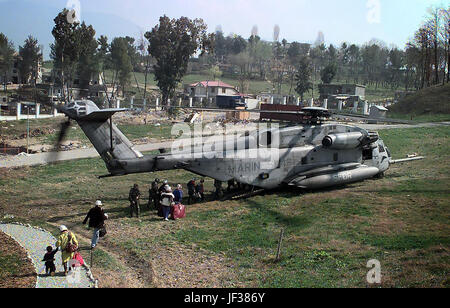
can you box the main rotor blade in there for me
[46,120,71,163]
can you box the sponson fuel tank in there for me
[291,166,380,189]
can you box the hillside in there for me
[390,83,450,115]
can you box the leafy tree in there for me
[0,33,15,92]
[321,62,337,84]
[230,35,247,55]
[97,35,110,83]
[294,56,313,102]
[209,65,222,80]
[110,37,133,97]
[50,8,81,100]
[145,15,213,106]
[77,22,99,89]
[18,36,42,85]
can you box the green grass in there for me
[0,125,449,287]
[388,112,450,123]
[103,69,397,101]
[390,83,450,116]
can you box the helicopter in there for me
[50,100,423,191]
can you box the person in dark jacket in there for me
[214,179,223,200]
[83,200,108,249]
[187,179,196,205]
[196,179,205,202]
[148,179,160,210]
[42,246,58,276]
[129,184,141,218]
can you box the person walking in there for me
[160,185,175,221]
[129,184,141,218]
[55,225,78,276]
[83,200,108,249]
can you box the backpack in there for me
[65,232,78,253]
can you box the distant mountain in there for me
[0,0,143,60]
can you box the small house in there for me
[184,80,239,101]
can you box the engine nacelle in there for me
[322,132,363,150]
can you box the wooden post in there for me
[276,228,284,261]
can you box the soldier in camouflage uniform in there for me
[129,184,141,218]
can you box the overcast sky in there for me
[1,0,448,51]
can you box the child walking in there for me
[42,246,59,276]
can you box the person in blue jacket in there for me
[173,184,183,204]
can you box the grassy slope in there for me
[0,126,448,287]
[390,83,450,117]
[106,69,396,102]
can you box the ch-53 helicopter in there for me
[50,99,423,191]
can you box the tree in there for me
[97,35,110,83]
[294,56,313,102]
[387,48,404,89]
[137,31,152,99]
[321,63,337,84]
[145,15,213,106]
[427,6,441,85]
[0,33,15,92]
[110,37,133,97]
[441,7,450,83]
[209,65,222,80]
[50,8,82,100]
[18,36,42,85]
[347,44,361,83]
[230,35,247,55]
[77,22,99,89]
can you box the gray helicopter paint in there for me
[58,100,400,190]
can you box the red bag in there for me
[171,203,186,220]
[72,252,85,267]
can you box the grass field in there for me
[0,126,448,287]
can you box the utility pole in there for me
[26,105,30,155]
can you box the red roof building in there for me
[184,80,239,99]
